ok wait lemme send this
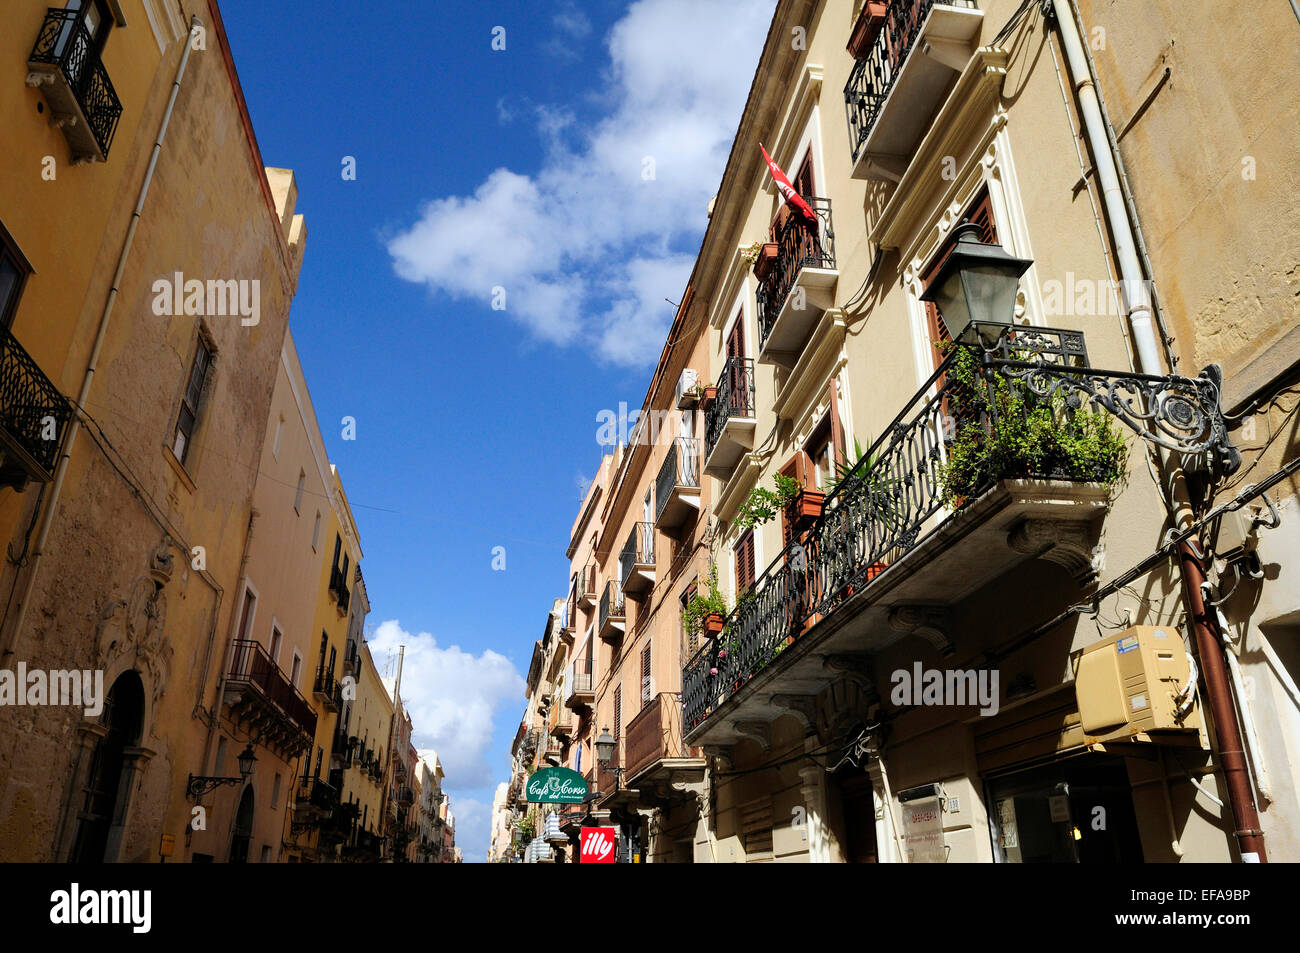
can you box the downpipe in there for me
[3,18,205,660]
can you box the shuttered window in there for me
[741,798,773,862]
[640,644,652,705]
[613,685,622,741]
[735,530,756,593]
[172,335,213,465]
[681,580,698,656]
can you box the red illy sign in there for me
[580,827,616,863]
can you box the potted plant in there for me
[700,384,718,412]
[935,343,1129,508]
[683,564,730,644]
[736,473,802,531]
[847,1,890,59]
[742,239,781,282]
[784,486,826,531]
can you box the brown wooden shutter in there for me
[735,530,756,593]
[726,309,745,360]
[740,798,774,861]
[613,686,622,741]
[640,645,652,704]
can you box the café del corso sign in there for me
[525,766,589,804]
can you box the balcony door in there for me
[725,311,750,415]
[56,0,113,86]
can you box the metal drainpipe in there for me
[1051,0,1266,861]
[3,17,205,660]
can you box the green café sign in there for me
[525,767,589,804]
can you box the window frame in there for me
[0,220,34,332]
[171,330,215,468]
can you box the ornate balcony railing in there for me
[704,358,756,462]
[330,566,351,613]
[757,197,836,348]
[226,639,317,740]
[655,437,700,522]
[27,8,124,160]
[683,324,1235,730]
[313,668,342,710]
[296,776,339,816]
[844,0,977,165]
[0,325,73,484]
[619,522,654,589]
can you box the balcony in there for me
[756,198,838,366]
[397,785,414,807]
[223,639,317,757]
[330,566,351,616]
[564,659,595,711]
[294,776,339,823]
[654,437,702,534]
[0,326,74,492]
[844,0,982,181]
[596,737,638,809]
[683,327,1134,743]
[598,581,626,642]
[576,562,597,608]
[624,693,705,789]
[25,8,123,163]
[703,358,757,477]
[313,669,342,712]
[619,522,655,598]
[548,700,574,739]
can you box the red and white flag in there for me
[760,144,817,224]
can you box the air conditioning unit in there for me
[1074,626,1202,744]
[676,369,700,409]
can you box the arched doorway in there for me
[70,671,145,862]
[229,785,254,863]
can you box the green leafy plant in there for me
[736,473,801,531]
[937,343,1128,507]
[682,564,730,639]
[740,241,764,265]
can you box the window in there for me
[681,579,698,656]
[0,221,33,331]
[806,416,835,492]
[294,470,306,513]
[290,650,302,689]
[271,772,281,809]
[312,512,321,551]
[314,747,323,780]
[613,685,622,742]
[735,530,756,594]
[640,644,652,705]
[172,335,212,465]
[269,624,282,664]
[741,798,774,862]
[236,587,256,642]
[272,415,284,459]
[214,737,227,777]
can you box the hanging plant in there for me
[682,563,730,640]
[736,473,802,531]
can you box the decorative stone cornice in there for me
[1008,518,1098,586]
[888,605,955,657]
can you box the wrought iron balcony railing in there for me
[313,669,342,711]
[565,658,594,704]
[704,358,756,462]
[0,325,74,487]
[757,197,836,348]
[683,324,1235,731]
[296,776,339,815]
[598,580,625,635]
[844,0,977,165]
[26,8,124,161]
[225,639,317,741]
[330,566,351,613]
[619,522,654,589]
[655,436,701,523]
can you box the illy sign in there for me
[525,766,589,804]
[580,827,617,863]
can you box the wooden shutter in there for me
[922,189,998,370]
[613,685,622,741]
[640,645,652,704]
[735,530,756,593]
[681,580,699,657]
[740,799,774,861]
[726,309,745,360]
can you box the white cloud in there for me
[368,619,525,790]
[388,0,775,368]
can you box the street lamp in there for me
[187,743,257,798]
[920,221,1032,346]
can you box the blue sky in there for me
[218,0,774,859]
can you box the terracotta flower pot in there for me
[847,1,889,59]
[700,385,718,411]
[786,489,825,527]
[703,613,725,636]
[752,243,780,282]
